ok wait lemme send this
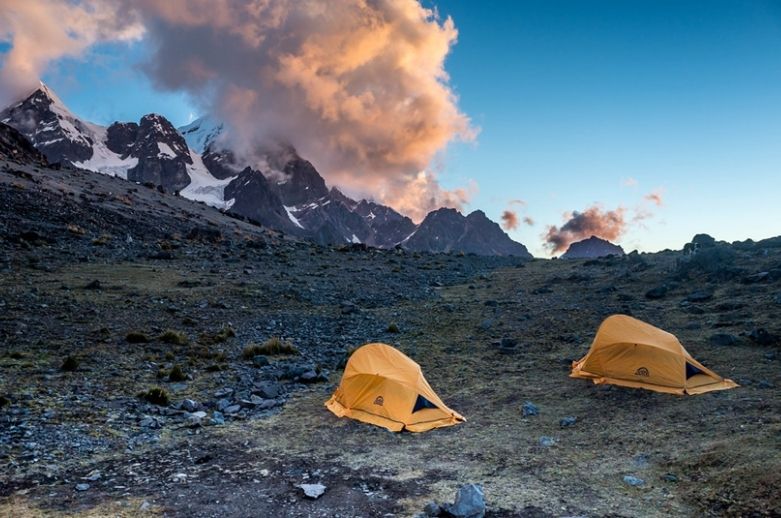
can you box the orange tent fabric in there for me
[571,314,738,395]
[325,343,465,432]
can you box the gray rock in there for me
[139,415,162,429]
[224,404,241,415]
[521,401,539,417]
[774,293,781,305]
[214,388,233,398]
[252,355,270,367]
[423,501,442,516]
[559,416,577,428]
[709,333,738,346]
[441,483,485,518]
[298,483,326,499]
[539,436,555,447]
[749,328,776,346]
[75,483,90,491]
[181,399,199,412]
[216,398,231,411]
[253,381,280,399]
[686,289,714,302]
[623,475,645,487]
[210,411,225,425]
[187,411,207,425]
[299,369,327,383]
[645,286,668,300]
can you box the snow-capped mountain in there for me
[1,86,532,256]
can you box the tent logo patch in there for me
[634,367,650,377]
[373,396,384,406]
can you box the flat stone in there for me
[75,483,90,491]
[298,483,326,499]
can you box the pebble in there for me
[623,475,645,486]
[75,483,90,491]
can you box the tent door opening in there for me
[412,394,438,413]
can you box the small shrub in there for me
[168,364,187,382]
[8,351,25,360]
[205,364,226,372]
[165,351,175,361]
[138,387,170,406]
[242,337,298,360]
[61,356,79,371]
[0,395,9,408]
[199,326,236,345]
[386,323,400,334]
[156,368,167,379]
[91,234,111,246]
[126,331,150,343]
[159,329,188,345]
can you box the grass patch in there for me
[168,364,187,382]
[159,329,188,345]
[7,351,25,360]
[241,337,298,360]
[138,387,170,406]
[198,326,235,345]
[126,331,150,343]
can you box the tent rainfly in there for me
[571,314,738,395]
[325,343,465,432]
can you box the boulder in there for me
[441,484,485,518]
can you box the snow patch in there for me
[178,116,224,153]
[284,206,305,229]
[157,142,176,159]
[179,151,236,210]
[73,124,138,179]
[350,234,361,244]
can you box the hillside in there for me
[1,154,780,517]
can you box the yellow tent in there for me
[571,314,738,395]
[325,343,465,432]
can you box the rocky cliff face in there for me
[0,122,48,166]
[561,236,625,259]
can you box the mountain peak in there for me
[561,235,625,259]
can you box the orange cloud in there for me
[501,210,519,230]
[544,205,627,254]
[0,1,143,105]
[129,0,476,220]
[0,1,475,220]
[644,189,664,207]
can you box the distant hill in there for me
[562,236,625,259]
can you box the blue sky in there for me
[5,1,781,256]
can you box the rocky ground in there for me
[1,159,780,517]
